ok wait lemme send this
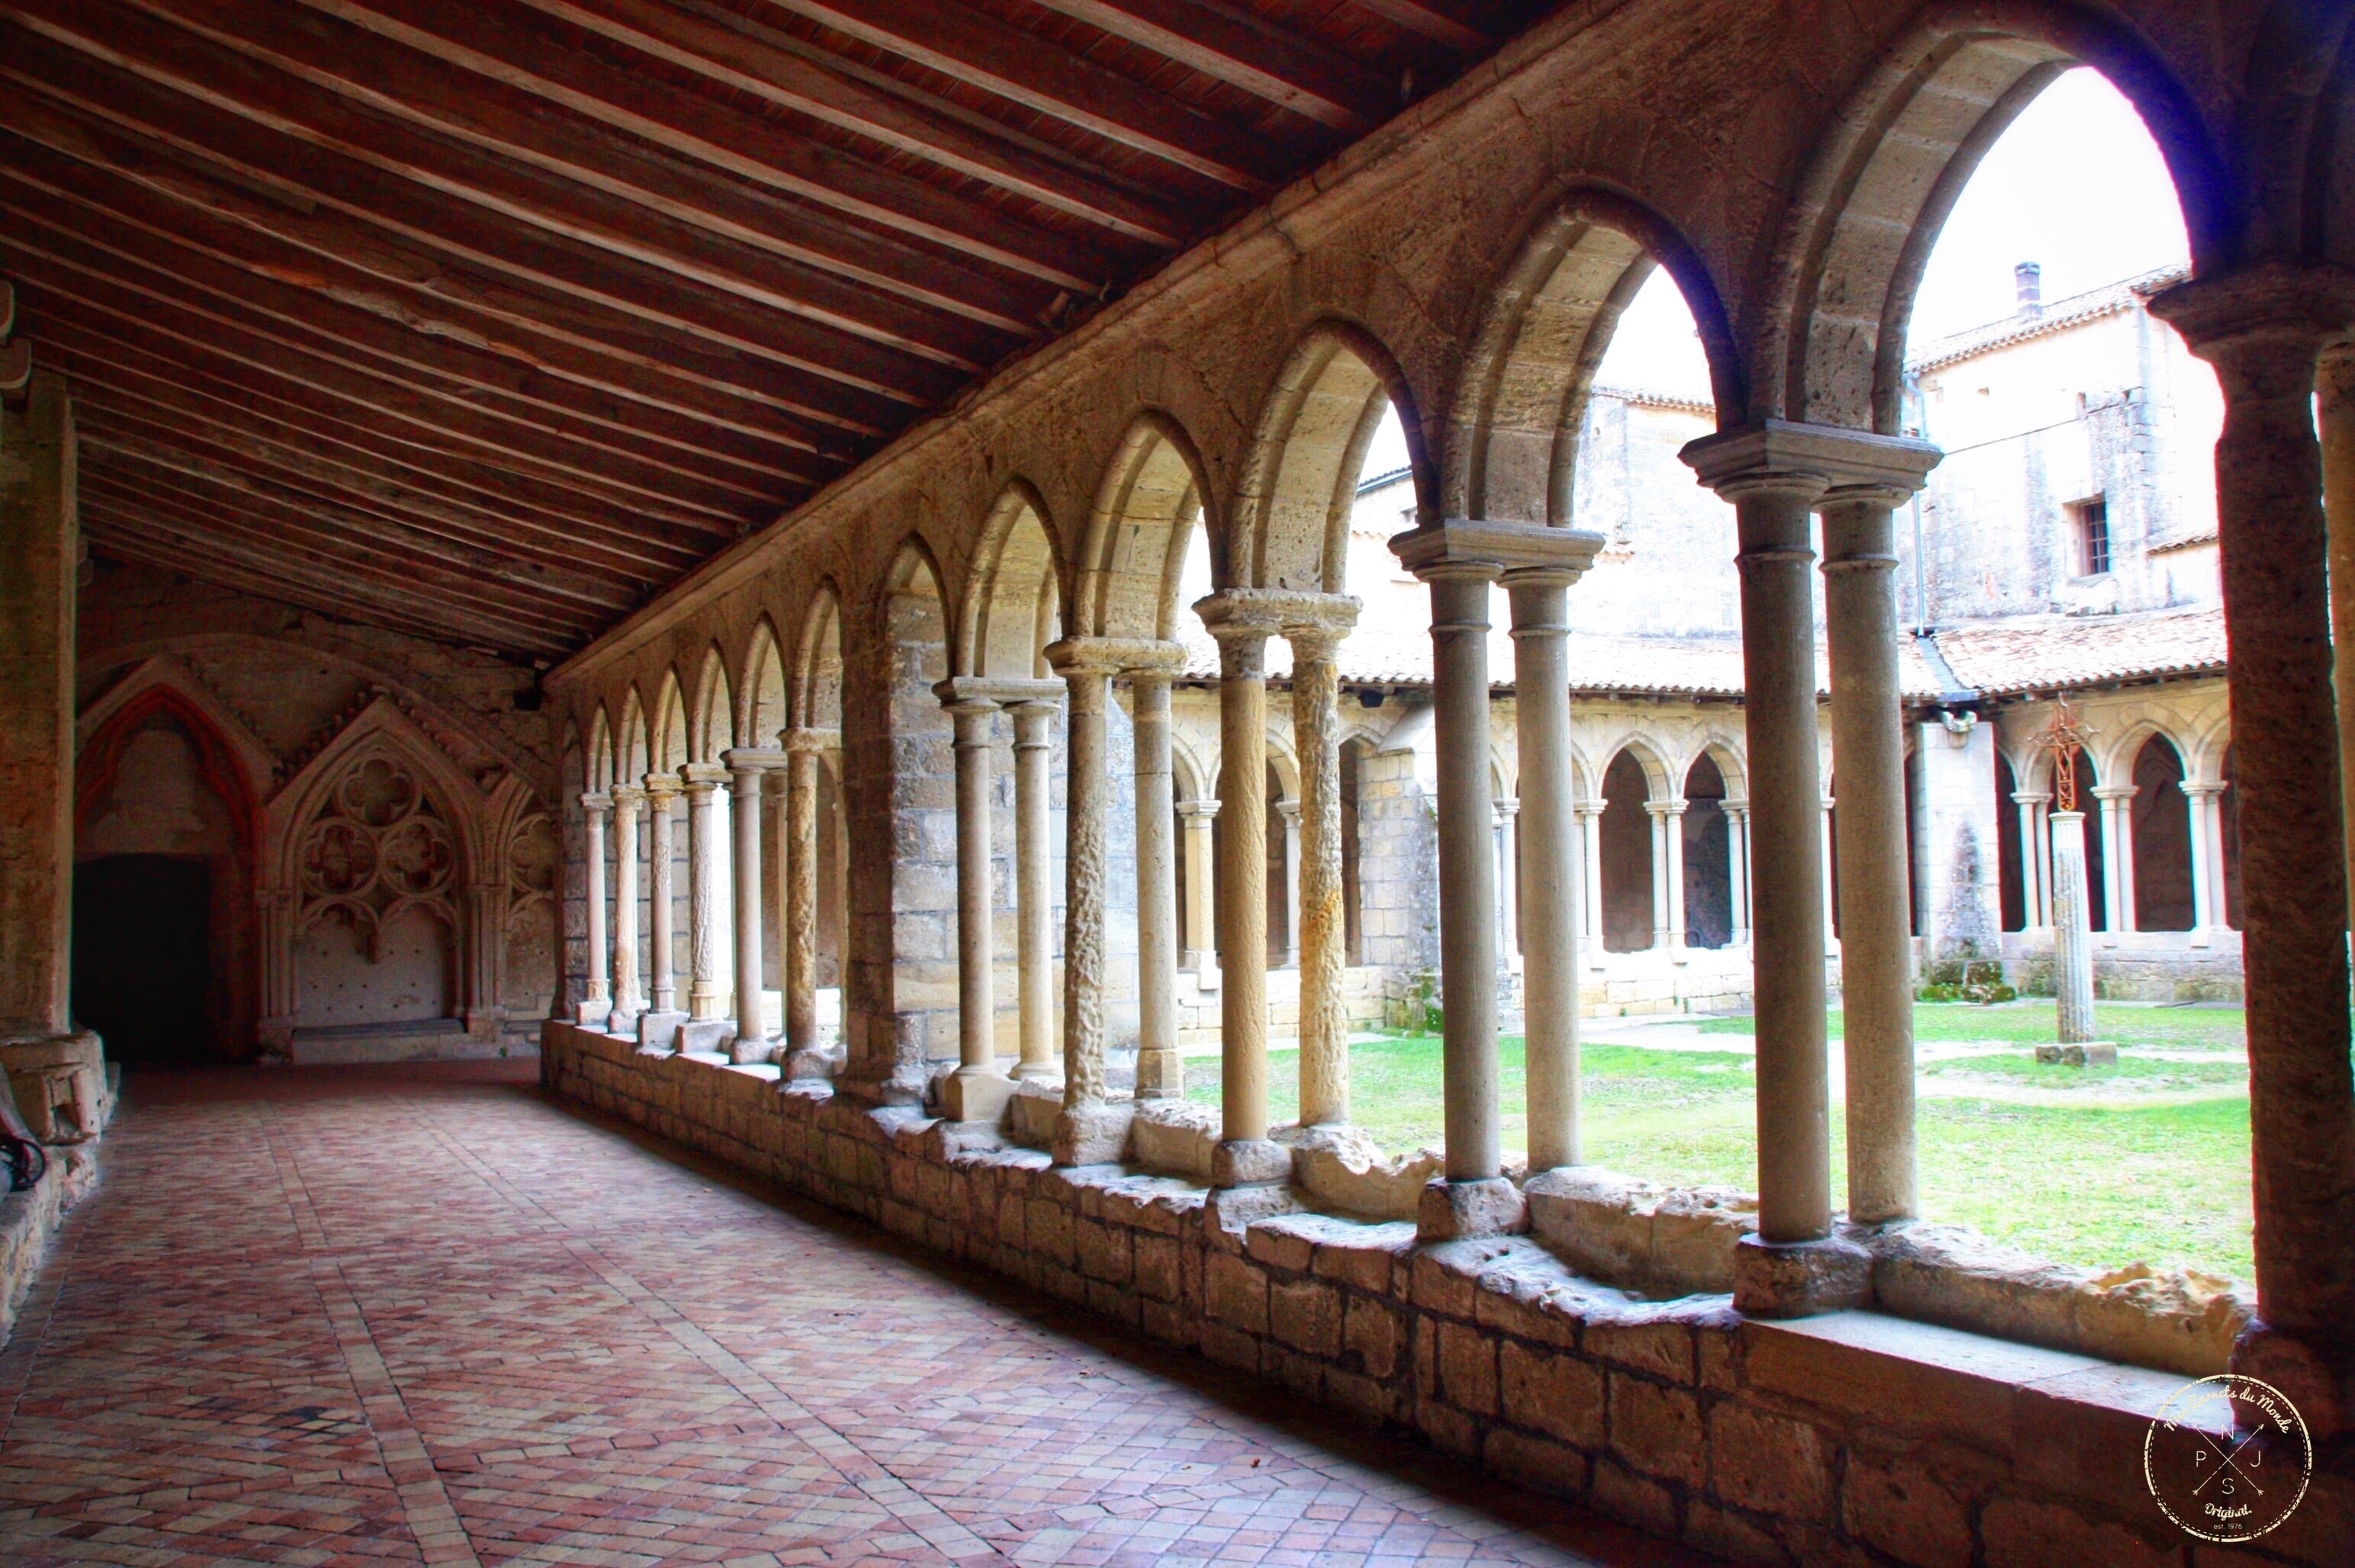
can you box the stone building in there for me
[2,3,2353,1565]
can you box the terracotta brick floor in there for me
[0,1064,1700,1568]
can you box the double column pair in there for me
[718,734,831,1069]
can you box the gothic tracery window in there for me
[297,753,458,959]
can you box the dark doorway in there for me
[73,856,212,1065]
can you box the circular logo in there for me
[2143,1374,2311,1542]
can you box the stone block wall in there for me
[543,1024,2348,1568]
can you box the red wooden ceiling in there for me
[1,0,1541,660]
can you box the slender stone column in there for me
[2013,792,2051,929]
[1286,606,1358,1128]
[682,765,729,1023]
[1820,449,1940,1229]
[2183,782,2224,946]
[1578,802,1606,963]
[2034,795,2055,928]
[721,750,776,1052]
[643,778,681,1019]
[938,691,1010,1122]
[1275,800,1303,969]
[2051,810,2099,1044]
[1724,800,1752,945]
[2320,343,2355,943]
[1654,801,1689,959]
[609,785,646,1030]
[1643,801,1672,949]
[1179,800,1219,972]
[1197,596,1284,1185]
[781,731,829,1070]
[1011,699,1060,1081]
[1130,666,1184,1100]
[1683,425,1855,1309]
[577,792,613,1023]
[1505,543,1603,1173]
[2093,784,2135,940]
[2154,263,2355,1431]
[1819,799,1839,951]
[1495,798,1520,970]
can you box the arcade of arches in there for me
[4,3,2355,1564]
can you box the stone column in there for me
[1504,540,1603,1173]
[2013,792,2051,929]
[1819,442,1941,1229]
[608,785,646,1032]
[642,777,682,1035]
[2050,811,2099,1044]
[1010,699,1060,1081]
[779,732,828,1072]
[1196,596,1286,1189]
[682,765,730,1028]
[1179,800,1219,972]
[2320,342,2355,946]
[1683,424,1857,1312]
[2153,267,2355,1428]
[1287,606,1358,1129]
[1655,800,1689,960]
[1129,660,1187,1100]
[1578,801,1606,964]
[721,750,776,1052]
[2093,784,2134,940]
[577,792,613,1023]
[2183,782,2224,946]
[1724,800,1752,945]
[1643,800,1672,949]
[2034,795,2055,927]
[1819,798,1839,951]
[1275,800,1303,969]
[937,689,1010,1122]
[1494,798,1520,970]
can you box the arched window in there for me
[2132,734,2195,931]
[1682,754,1733,950]
[1598,750,1653,953]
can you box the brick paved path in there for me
[0,1065,1692,1567]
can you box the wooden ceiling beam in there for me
[78,400,663,601]
[1022,0,1392,133]
[39,323,740,551]
[11,270,776,525]
[0,11,953,423]
[513,0,1188,246]
[289,0,1129,291]
[0,95,879,459]
[760,0,1287,191]
[1342,0,1497,54]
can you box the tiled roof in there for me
[1905,265,2190,376]
[1926,607,2225,696]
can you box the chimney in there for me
[2015,261,2042,319]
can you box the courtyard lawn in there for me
[1181,1004,2257,1280]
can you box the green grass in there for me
[1183,1011,2257,1278]
[1697,1000,2247,1052]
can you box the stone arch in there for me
[960,480,1067,679]
[793,583,845,732]
[2097,714,2193,789]
[650,667,690,776]
[1766,2,2229,431]
[690,644,734,762]
[586,704,615,794]
[2131,731,2196,931]
[1598,746,1659,953]
[1171,731,1213,803]
[1682,749,1737,951]
[2186,707,2235,787]
[1075,411,1213,641]
[738,618,789,750]
[2250,1,2355,263]
[617,687,651,785]
[1444,187,1746,523]
[1226,320,1431,592]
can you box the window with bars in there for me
[2071,496,2111,577]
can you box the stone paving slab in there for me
[0,1064,1694,1568]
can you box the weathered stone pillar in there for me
[2034,795,2055,927]
[937,689,1010,1122]
[608,785,646,1033]
[2093,783,2135,940]
[1652,800,1688,960]
[1724,799,1752,945]
[1043,638,1135,1165]
[780,731,829,1074]
[1275,799,1302,969]
[577,792,613,1023]
[1197,593,1287,1190]
[2320,343,2355,943]
[1179,799,1219,971]
[2152,265,2355,1428]
[1011,699,1060,1081]
[1819,439,1940,1229]
[2183,782,2224,946]
[721,750,776,1052]
[2013,791,2051,929]
[0,369,76,1044]
[2050,811,2098,1044]
[1494,798,1519,973]
[642,778,682,1033]
[1286,605,1357,1127]
[1505,538,1603,1172]
[682,764,729,1026]
[1683,424,1858,1313]
[1129,661,1186,1100]
[1578,801,1606,964]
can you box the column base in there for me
[1416,1176,1527,1242]
[727,1033,778,1068]
[2232,1319,2347,1441]
[1051,1100,1135,1166]
[606,1007,643,1040]
[0,1031,110,1144]
[573,998,612,1027]
[1210,1137,1291,1189]
[784,1043,846,1082]
[674,1018,731,1055]
[1012,1060,1062,1084]
[635,1010,687,1054]
[1732,1232,1873,1318]
[1133,1048,1183,1100]
[940,1065,1016,1123]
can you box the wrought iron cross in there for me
[2033,696,2098,812]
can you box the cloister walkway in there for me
[0,1065,1688,1568]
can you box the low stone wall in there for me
[2003,930,2245,1002]
[543,1023,2347,1566]
[0,1137,101,1347]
